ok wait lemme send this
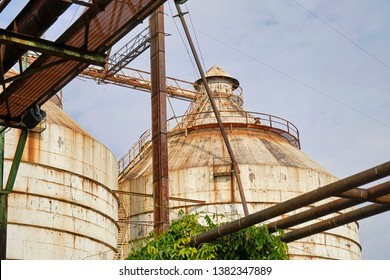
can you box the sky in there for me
[1,0,390,260]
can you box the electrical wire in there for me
[66,4,81,29]
[167,0,199,80]
[291,0,390,72]
[194,28,390,130]
[185,3,207,71]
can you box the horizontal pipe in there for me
[113,190,205,204]
[337,187,390,204]
[281,203,390,243]
[267,180,390,232]
[192,161,390,246]
[370,195,390,204]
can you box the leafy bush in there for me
[126,211,289,260]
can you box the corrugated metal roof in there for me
[0,0,166,127]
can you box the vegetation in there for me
[127,211,289,260]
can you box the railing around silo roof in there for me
[117,110,300,175]
[118,129,152,175]
[167,110,300,149]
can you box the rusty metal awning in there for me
[0,0,166,128]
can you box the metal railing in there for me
[168,110,300,149]
[118,129,152,175]
[117,110,300,175]
[114,224,131,260]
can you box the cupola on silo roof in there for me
[194,65,240,92]
[119,65,361,260]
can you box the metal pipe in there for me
[150,5,169,234]
[281,203,390,243]
[113,190,205,204]
[175,2,249,216]
[267,180,390,232]
[337,187,390,204]
[192,161,390,246]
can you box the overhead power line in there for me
[194,28,390,130]
[185,3,207,71]
[167,0,199,80]
[292,0,390,72]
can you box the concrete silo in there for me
[3,98,119,260]
[118,66,361,259]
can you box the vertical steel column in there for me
[150,5,169,234]
[0,128,28,260]
[0,128,6,260]
[175,2,249,216]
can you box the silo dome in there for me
[4,99,119,260]
[119,66,361,260]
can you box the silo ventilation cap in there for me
[194,65,240,91]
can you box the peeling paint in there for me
[4,101,118,260]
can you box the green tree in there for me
[127,211,289,260]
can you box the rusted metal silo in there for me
[118,66,361,260]
[4,99,119,260]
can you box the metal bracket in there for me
[3,129,28,192]
[0,28,107,66]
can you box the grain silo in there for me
[118,66,361,260]
[3,94,119,259]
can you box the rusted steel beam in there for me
[281,203,390,243]
[175,2,249,217]
[150,6,169,235]
[4,59,67,84]
[0,29,106,66]
[2,0,72,73]
[1,0,167,123]
[192,161,390,246]
[113,190,205,204]
[61,0,94,8]
[0,0,11,13]
[267,180,390,232]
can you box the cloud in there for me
[2,0,389,260]
[66,0,390,259]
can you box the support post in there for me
[175,2,249,216]
[0,128,6,260]
[0,128,28,260]
[150,5,169,234]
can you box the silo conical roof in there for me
[194,65,240,90]
[41,100,92,137]
[119,66,361,260]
